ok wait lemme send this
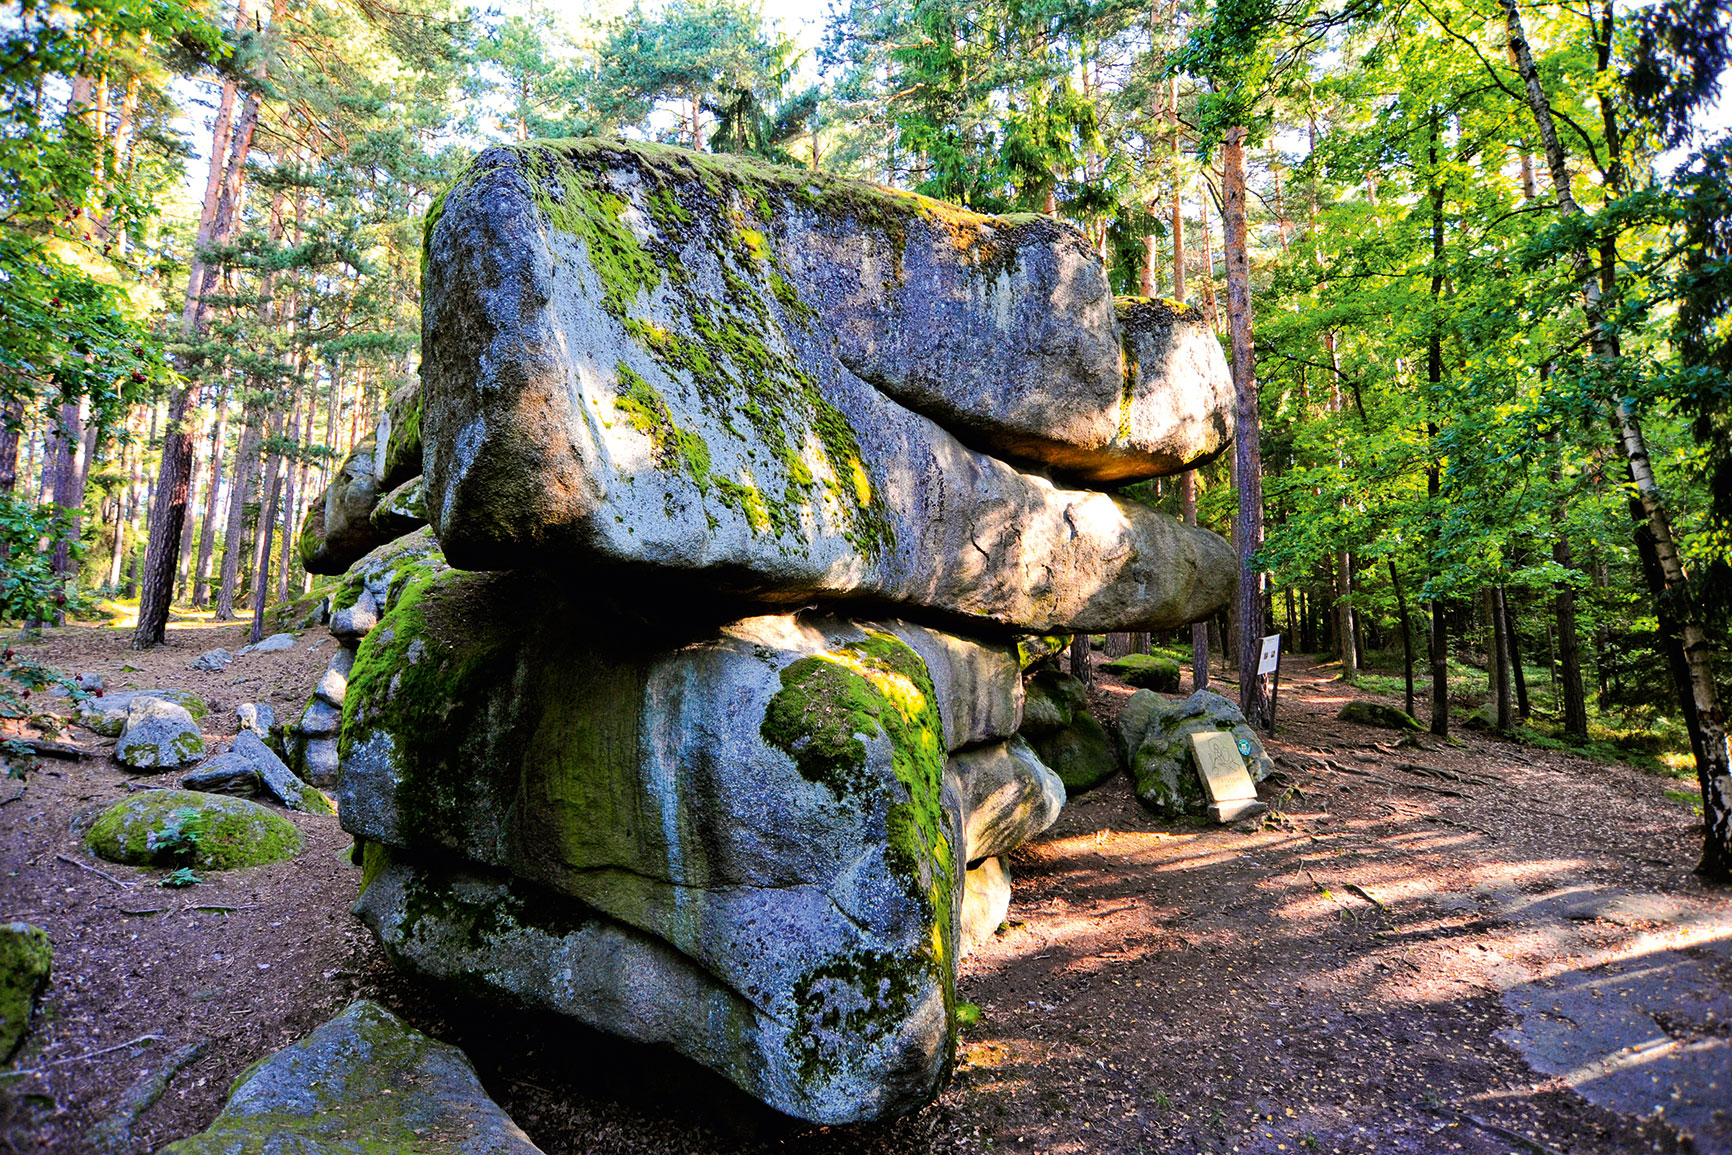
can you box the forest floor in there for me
[2,619,1729,1155]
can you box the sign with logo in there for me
[1257,634,1281,676]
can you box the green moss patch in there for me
[0,922,51,1061]
[84,790,302,871]
[762,631,959,1078]
[1101,654,1181,693]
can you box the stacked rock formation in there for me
[302,139,1238,1124]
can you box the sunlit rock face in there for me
[420,138,1234,633]
[331,140,1239,1126]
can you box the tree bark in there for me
[1501,585,1530,719]
[192,382,229,607]
[250,412,285,643]
[1390,560,1416,719]
[1069,633,1093,689]
[1183,469,1210,691]
[1504,0,1730,876]
[1554,533,1589,738]
[1222,126,1267,728]
[1426,113,1449,739]
[215,413,257,620]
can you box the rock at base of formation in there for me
[339,558,1061,1124]
[420,139,1234,633]
[159,1000,543,1155]
[1016,665,1120,794]
[1118,689,1272,817]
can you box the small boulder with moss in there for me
[1119,689,1272,817]
[1100,653,1181,692]
[114,697,205,770]
[1337,701,1422,731]
[0,922,51,1061]
[159,1000,541,1155]
[84,790,301,871]
[76,689,206,739]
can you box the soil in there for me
[3,620,1728,1155]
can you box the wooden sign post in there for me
[1257,633,1282,732]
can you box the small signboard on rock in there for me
[1188,730,1268,824]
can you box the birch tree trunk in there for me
[1503,0,1731,876]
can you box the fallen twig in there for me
[181,903,261,913]
[1426,1105,1567,1155]
[12,737,98,760]
[0,1034,165,1078]
[1346,883,1387,911]
[55,852,134,889]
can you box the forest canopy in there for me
[1,0,1728,872]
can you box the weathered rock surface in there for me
[947,737,1063,862]
[159,1000,542,1155]
[115,697,205,770]
[338,560,1063,1122]
[240,632,296,655]
[1114,298,1234,477]
[0,922,51,1061]
[1019,667,1083,736]
[76,689,205,738]
[1337,701,1422,731]
[369,475,428,539]
[1119,689,1272,817]
[298,441,386,577]
[236,702,276,737]
[84,790,301,870]
[1027,709,1120,795]
[420,139,1234,633]
[192,648,233,671]
[960,857,1012,956]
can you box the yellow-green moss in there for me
[507,138,896,560]
[761,630,957,1082]
[614,363,711,490]
[84,790,301,871]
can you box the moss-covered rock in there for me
[337,564,985,1123]
[84,790,302,871]
[1337,701,1422,731]
[1015,634,1070,671]
[1028,710,1120,795]
[114,697,205,770]
[1101,653,1181,692]
[1121,690,1272,817]
[1020,667,1084,736]
[76,689,206,738]
[419,137,1236,633]
[159,1000,542,1155]
[0,922,51,1061]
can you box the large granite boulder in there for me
[1119,689,1272,816]
[76,688,206,738]
[339,562,1058,1122]
[160,1000,542,1155]
[420,139,1234,633]
[0,923,51,1062]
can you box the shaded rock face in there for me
[299,383,425,577]
[421,139,1234,633]
[338,562,1059,1123]
[1119,689,1272,817]
[160,1000,542,1155]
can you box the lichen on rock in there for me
[84,790,302,871]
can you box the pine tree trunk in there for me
[1487,588,1512,731]
[1554,534,1589,738]
[192,384,229,607]
[215,414,258,621]
[1199,189,1220,332]
[250,423,284,644]
[1182,470,1209,692]
[1390,560,1416,719]
[1426,114,1449,739]
[0,396,21,493]
[1222,126,1267,729]
[1336,551,1357,682]
[1504,0,1730,876]
[1069,633,1092,689]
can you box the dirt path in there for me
[3,628,1726,1155]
